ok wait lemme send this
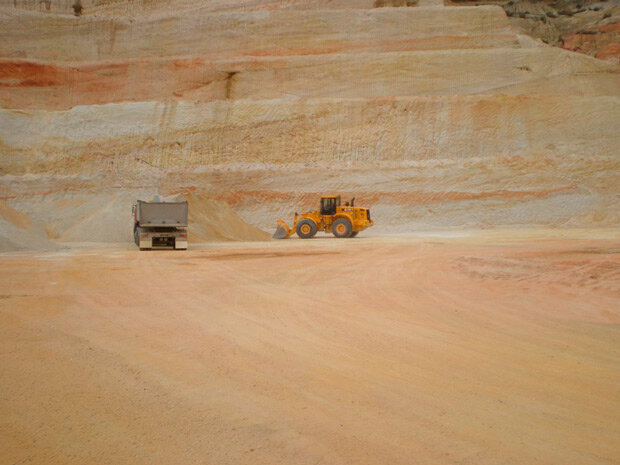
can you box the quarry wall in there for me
[0,2,618,247]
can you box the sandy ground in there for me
[0,232,618,465]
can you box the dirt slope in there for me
[0,191,268,249]
[0,199,57,252]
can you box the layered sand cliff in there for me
[0,1,618,248]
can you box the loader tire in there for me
[296,219,317,239]
[332,218,352,238]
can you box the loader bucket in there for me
[273,220,292,239]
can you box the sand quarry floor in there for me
[0,231,619,465]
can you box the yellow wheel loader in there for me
[273,195,373,239]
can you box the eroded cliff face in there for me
[449,0,620,63]
[0,1,618,248]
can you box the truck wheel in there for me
[332,218,352,238]
[296,219,317,239]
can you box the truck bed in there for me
[137,200,188,227]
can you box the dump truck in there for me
[273,195,373,239]
[132,199,188,250]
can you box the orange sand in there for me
[0,233,618,464]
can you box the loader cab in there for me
[320,195,341,216]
